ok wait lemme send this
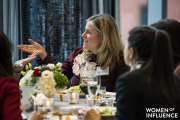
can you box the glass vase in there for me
[20,87,35,113]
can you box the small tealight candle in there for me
[45,99,50,109]
[71,92,76,103]
[68,90,80,104]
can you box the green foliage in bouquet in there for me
[54,72,69,89]
[24,79,34,86]
[20,63,34,76]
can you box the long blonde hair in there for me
[83,14,124,71]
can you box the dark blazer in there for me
[116,70,180,120]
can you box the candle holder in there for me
[68,90,80,104]
[38,98,54,119]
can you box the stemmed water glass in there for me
[87,71,101,99]
[80,69,95,95]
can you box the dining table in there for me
[21,91,116,120]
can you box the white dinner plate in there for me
[60,105,86,114]
[105,92,116,97]
[78,106,116,117]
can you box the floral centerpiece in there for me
[19,62,69,98]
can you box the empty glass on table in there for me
[99,86,106,98]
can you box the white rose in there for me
[47,64,55,70]
[56,62,62,68]
[41,70,53,79]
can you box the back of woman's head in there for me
[128,26,180,103]
[128,26,173,67]
[86,14,124,71]
[151,19,180,66]
[128,26,155,62]
[0,30,13,76]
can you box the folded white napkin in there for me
[34,93,47,105]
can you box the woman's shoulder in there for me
[69,47,83,59]
[0,76,17,83]
[0,76,18,89]
[116,70,147,93]
[69,47,83,57]
[73,47,83,54]
[118,70,146,83]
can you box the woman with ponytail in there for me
[115,26,180,120]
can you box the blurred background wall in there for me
[120,0,180,43]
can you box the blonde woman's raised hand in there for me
[17,39,47,59]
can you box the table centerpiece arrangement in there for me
[19,62,69,113]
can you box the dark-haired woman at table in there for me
[0,30,23,120]
[116,26,180,119]
[0,30,42,120]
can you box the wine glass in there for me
[87,72,101,99]
[80,69,95,95]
